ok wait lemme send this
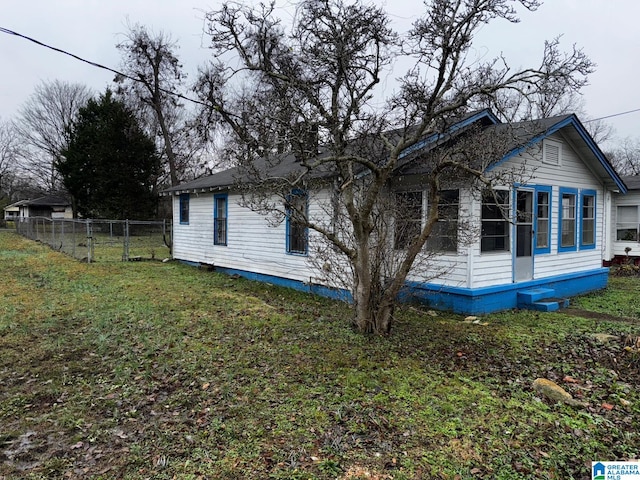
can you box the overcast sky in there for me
[1,0,639,149]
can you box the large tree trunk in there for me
[352,277,394,334]
[352,244,394,335]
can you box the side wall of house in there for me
[469,131,606,289]
[610,190,640,259]
[405,189,471,288]
[170,127,614,313]
[172,191,321,284]
[171,186,471,292]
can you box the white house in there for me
[6,195,73,220]
[3,201,22,221]
[610,175,640,263]
[163,110,626,314]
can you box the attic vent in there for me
[543,140,561,165]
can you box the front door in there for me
[515,189,534,282]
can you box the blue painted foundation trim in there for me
[404,268,609,315]
[178,260,607,315]
[212,266,353,302]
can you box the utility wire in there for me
[585,108,640,123]
[0,26,211,108]
[3,25,640,125]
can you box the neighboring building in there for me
[163,110,626,314]
[4,195,73,220]
[3,201,22,221]
[610,175,640,263]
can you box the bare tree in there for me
[115,23,204,187]
[0,118,44,205]
[476,86,614,143]
[15,80,92,191]
[0,118,21,200]
[608,137,640,176]
[195,0,593,334]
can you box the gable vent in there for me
[543,140,561,165]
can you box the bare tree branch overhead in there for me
[116,24,205,187]
[15,80,93,192]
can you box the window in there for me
[535,188,551,253]
[179,193,189,224]
[559,188,577,251]
[286,190,308,254]
[580,191,596,249]
[214,194,227,246]
[394,191,423,250]
[616,205,638,241]
[426,189,459,252]
[543,139,561,165]
[481,189,510,252]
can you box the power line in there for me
[0,26,211,108]
[585,107,640,123]
[3,25,640,126]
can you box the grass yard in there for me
[0,230,638,479]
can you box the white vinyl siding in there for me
[611,193,640,258]
[471,132,606,288]
[172,191,330,284]
[171,132,612,294]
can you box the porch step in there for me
[517,288,556,305]
[517,288,569,312]
[528,297,570,312]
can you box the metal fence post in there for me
[123,219,130,261]
[86,220,92,263]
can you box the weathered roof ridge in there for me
[163,109,501,195]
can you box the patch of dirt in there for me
[564,307,639,324]
[2,431,43,472]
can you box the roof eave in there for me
[488,115,627,194]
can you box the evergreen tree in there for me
[59,90,160,219]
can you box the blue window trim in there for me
[558,187,578,252]
[580,189,597,250]
[214,193,228,246]
[285,189,309,256]
[179,193,190,225]
[534,185,552,254]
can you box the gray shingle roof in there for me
[163,110,626,195]
[621,175,640,190]
[17,195,70,207]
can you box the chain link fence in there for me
[15,217,171,263]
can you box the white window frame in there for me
[542,139,562,166]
